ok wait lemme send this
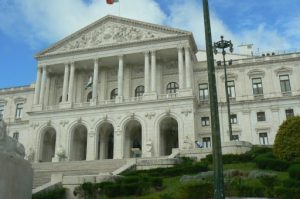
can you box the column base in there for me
[59,102,72,109]
[143,92,157,100]
[178,89,193,97]
[115,96,123,103]
[90,99,97,106]
[31,104,43,112]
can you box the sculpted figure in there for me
[26,147,35,162]
[56,145,67,161]
[0,118,25,158]
[183,136,193,150]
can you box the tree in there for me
[273,116,300,161]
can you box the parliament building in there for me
[1,15,299,163]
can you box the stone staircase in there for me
[32,159,127,189]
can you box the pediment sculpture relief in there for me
[56,22,171,53]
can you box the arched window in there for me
[87,91,92,102]
[166,82,179,94]
[135,85,144,97]
[110,88,118,99]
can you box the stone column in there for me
[33,67,42,105]
[39,65,47,105]
[86,131,97,160]
[144,51,150,93]
[184,46,192,89]
[68,62,75,103]
[62,63,70,102]
[113,130,123,159]
[151,50,156,92]
[117,55,124,98]
[44,74,51,106]
[92,58,99,101]
[178,47,185,89]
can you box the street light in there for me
[213,36,234,141]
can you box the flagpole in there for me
[118,0,121,16]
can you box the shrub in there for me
[225,177,265,197]
[288,164,300,180]
[282,178,300,188]
[32,187,66,199]
[254,156,289,171]
[274,186,300,199]
[273,116,300,161]
[176,181,213,199]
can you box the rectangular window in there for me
[232,135,239,141]
[280,75,291,93]
[201,117,210,126]
[285,109,294,118]
[259,133,268,145]
[199,83,209,101]
[15,103,24,119]
[257,112,266,122]
[13,132,19,141]
[227,80,236,98]
[252,78,263,95]
[0,105,4,119]
[202,137,211,148]
[230,114,237,124]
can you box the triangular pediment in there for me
[37,15,192,57]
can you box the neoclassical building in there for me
[0,15,299,163]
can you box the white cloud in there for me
[0,0,166,49]
[0,0,297,53]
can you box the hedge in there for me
[288,164,300,180]
[254,156,289,171]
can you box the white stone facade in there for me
[0,15,299,163]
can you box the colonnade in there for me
[33,46,193,106]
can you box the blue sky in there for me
[1,0,300,88]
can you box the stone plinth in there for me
[0,153,33,199]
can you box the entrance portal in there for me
[160,117,178,156]
[70,124,87,161]
[97,122,114,159]
[124,120,142,158]
[40,127,56,162]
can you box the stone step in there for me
[32,159,128,188]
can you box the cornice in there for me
[36,15,197,58]
[36,34,194,60]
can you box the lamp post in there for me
[203,0,225,198]
[213,36,234,141]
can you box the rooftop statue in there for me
[0,118,25,158]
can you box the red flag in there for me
[106,0,113,4]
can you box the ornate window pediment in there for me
[14,97,27,104]
[0,99,7,105]
[274,67,293,76]
[220,73,238,81]
[247,69,265,78]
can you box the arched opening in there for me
[166,82,179,94]
[97,122,114,159]
[40,127,56,162]
[124,120,142,158]
[87,91,92,102]
[135,85,144,97]
[70,124,87,161]
[159,117,178,156]
[110,88,118,99]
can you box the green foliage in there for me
[226,177,265,197]
[274,186,300,199]
[32,187,66,199]
[254,155,289,171]
[273,116,300,161]
[175,181,213,199]
[124,161,209,177]
[288,164,300,180]
[202,146,273,165]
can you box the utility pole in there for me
[202,0,225,198]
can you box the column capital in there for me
[144,51,150,56]
[184,45,191,50]
[93,58,99,63]
[177,45,184,51]
[150,50,156,54]
[118,54,124,59]
[70,61,75,66]
[38,65,46,69]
